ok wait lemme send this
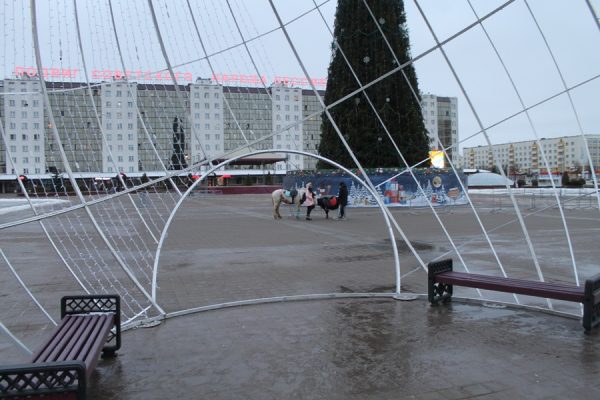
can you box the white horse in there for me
[272,188,307,219]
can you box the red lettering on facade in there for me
[11,66,326,87]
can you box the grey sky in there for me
[2,0,599,152]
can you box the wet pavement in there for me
[88,298,599,400]
[1,193,599,399]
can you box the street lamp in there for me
[377,136,382,167]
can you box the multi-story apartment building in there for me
[463,135,600,174]
[190,80,224,163]
[302,91,323,171]
[0,77,322,177]
[271,84,303,171]
[421,94,459,163]
[101,81,138,173]
[1,76,458,177]
[2,79,45,174]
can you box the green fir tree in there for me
[317,0,429,169]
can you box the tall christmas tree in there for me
[317,0,429,169]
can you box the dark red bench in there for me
[428,259,600,331]
[0,294,121,399]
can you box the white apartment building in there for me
[463,135,600,174]
[271,84,303,170]
[2,77,457,176]
[2,79,45,174]
[190,80,224,163]
[421,94,458,163]
[101,81,138,173]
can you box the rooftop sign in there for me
[13,66,327,88]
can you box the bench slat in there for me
[435,271,585,302]
[81,316,114,373]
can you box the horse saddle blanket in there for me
[319,195,339,210]
[284,189,298,199]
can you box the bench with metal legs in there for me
[0,294,121,399]
[428,259,600,332]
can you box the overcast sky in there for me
[2,0,599,152]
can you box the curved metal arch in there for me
[150,149,402,308]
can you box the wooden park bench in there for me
[0,294,121,399]
[428,259,600,331]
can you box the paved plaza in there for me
[1,192,599,399]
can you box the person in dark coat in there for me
[337,182,348,219]
[305,182,316,220]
